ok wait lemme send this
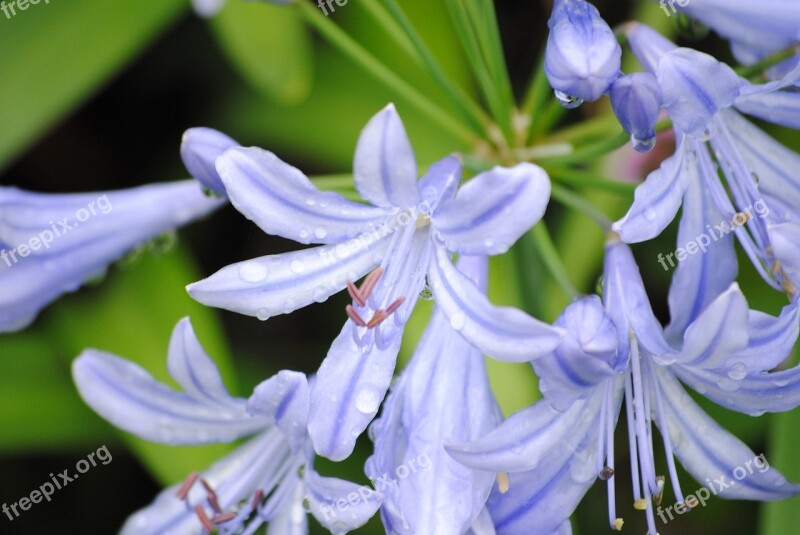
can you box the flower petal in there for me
[308,321,402,461]
[72,348,265,445]
[428,246,564,362]
[417,156,462,214]
[181,127,239,195]
[305,469,382,533]
[353,104,420,209]
[612,139,691,243]
[656,367,800,500]
[432,163,551,256]
[217,146,391,245]
[187,233,391,319]
[248,370,310,452]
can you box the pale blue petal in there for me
[626,22,677,72]
[181,127,238,195]
[305,469,381,533]
[609,73,662,151]
[612,139,690,243]
[266,479,308,535]
[427,246,564,362]
[770,222,800,286]
[432,163,551,256]
[72,349,266,445]
[417,156,462,214]
[217,146,391,245]
[187,233,391,319]
[735,91,800,130]
[353,104,420,209]
[308,321,402,461]
[665,172,738,341]
[0,181,222,332]
[466,508,497,535]
[655,367,800,500]
[248,371,310,453]
[656,48,743,137]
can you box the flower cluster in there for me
[6,0,800,534]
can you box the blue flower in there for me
[181,128,239,196]
[72,318,380,535]
[366,255,501,534]
[608,73,662,152]
[613,24,800,293]
[187,104,563,460]
[664,0,800,78]
[0,180,223,332]
[447,237,800,534]
[544,0,622,106]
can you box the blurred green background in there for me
[1,0,798,533]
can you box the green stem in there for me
[380,0,490,136]
[546,167,636,196]
[297,1,476,147]
[737,44,800,79]
[521,54,552,140]
[357,1,419,63]
[550,182,613,232]
[528,223,581,301]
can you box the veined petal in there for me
[305,469,381,533]
[735,90,800,130]
[181,127,239,195]
[625,22,678,73]
[446,394,594,473]
[432,163,551,256]
[308,321,402,461]
[187,233,391,319]
[655,367,800,500]
[72,350,266,445]
[428,246,564,362]
[612,139,690,243]
[248,370,310,453]
[417,156,462,214]
[217,146,391,245]
[770,222,800,287]
[665,172,738,341]
[353,104,419,209]
[668,284,750,369]
[266,479,308,535]
[467,508,497,535]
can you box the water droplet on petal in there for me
[727,362,748,381]
[355,387,381,414]
[314,227,328,240]
[631,134,656,153]
[774,379,790,388]
[449,311,467,331]
[313,287,328,303]
[419,278,434,300]
[299,229,310,240]
[239,263,268,283]
[554,90,583,109]
[290,260,306,274]
[256,308,271,321]
[644,209,657,222]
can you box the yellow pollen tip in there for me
[633,498,648,511]
[613,518,624,531]
[497,472,510,494]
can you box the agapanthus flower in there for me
[448,231,800,534]
[187,104,564,460]
[608,73,662,152]
[192,0,290,18]
[663,0,800,77]
[0,180,222,332]
[181,127,239,196]
[544,0,622,107]
[613,23,800,293]
[72,318,379,534]
[366,255,501,534]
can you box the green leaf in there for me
[211,1,313,105]
[44,244,236,485]
[0,0,188,171]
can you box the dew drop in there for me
[449,311,467,331]
[418,278,434,300]
[716,377,741,392]
[239,263,268,283]
[774,379,790,388]
[256,308,271,321]
[554,90,584,109]
[306,197,316,206]
[644,208,657,222]
[355,387,381,414]
[727,362,748,381]
[299,229,310,240]
[313,287,328,303]
[314,227,328,240]
[631,134,656,153]
[290,260,306,274]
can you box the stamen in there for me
[385,297,406,316]
[359,267,384,301]
[613,518,624,531]
[194,505,214,532]
[653,476,666,506]
[346,305,368,327]
[251,489,264,510]
[366,310,388,329]
[600,467,615,481]
[346,281,365,307]
[211,512,237,524]
[633,498,648,511]
[200,478,222,514]
[497,472,510,494]
[176,472,199,500]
